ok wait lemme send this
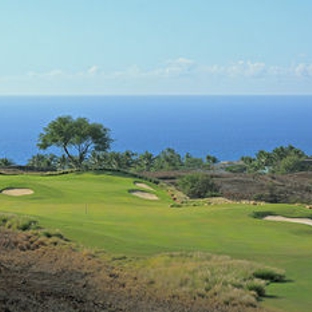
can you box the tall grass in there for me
[127,252,285,307]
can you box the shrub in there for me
[250,211,277,219]
[169,203,183,208]
[253,268,286,283]
[41,231,67,240]
[177,173,220,199]
[246,281,266,298]
[0,215,9,225]
[1,216,39,231]
[18,220,39,231]
[225,164,248,173]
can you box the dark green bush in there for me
[0,215,9,225]
[253,268,286,283]
[41,231,66,240]
[17,220,39,231]
[178,173,220,199]
[250,211,276,219]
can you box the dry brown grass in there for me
[143,170,312,204]
[0,219,276,312]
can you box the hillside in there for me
[1,172,312,312]
[143,171,312,204]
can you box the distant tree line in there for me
[227,145,310,174]
[18,148,217,172]
[2,144,310,176]
[0,116,311,176]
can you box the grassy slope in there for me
[1,173,312,312]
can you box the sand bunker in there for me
[130,190,159,200]
[1,188,34,196]
[264,215,312,226]
[134,182,154,191]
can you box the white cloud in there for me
[87,65,99,75]
[110,65,142,79]
[22,59,312,83]
[1,57,312,95]
[159,57,196,77]
[226,61,266,78]
[27,69,64,78]
[294,63,312,77]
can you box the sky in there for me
[0,0,312,95]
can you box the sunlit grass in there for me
[1,172,312,311]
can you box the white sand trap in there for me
[1,188,34,196]
[264,215,312,226]
[130,190,159,200]
[134,182,154,191]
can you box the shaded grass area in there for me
[1,173,312,311]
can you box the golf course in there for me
[1,171,312,312]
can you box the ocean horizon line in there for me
[1,95,312,164]
[0,94,312,98]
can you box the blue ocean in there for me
[0,95,311,165]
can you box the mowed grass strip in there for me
[1,172,312,312]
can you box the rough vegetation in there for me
[0,216,283,312]
[143,170,312,204]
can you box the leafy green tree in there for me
[206,154,218,165]
[120,150,137,169]
[240,156,255,166]
[274,155,305,174]
[135,151,155,171]
[255,150,273,167]
[0,158,15,167]
[178,173,220,199]
[242,145,307,174]
[102,151,135,170]
[37,116,112,169]
[270,145,306,174]
[27,153,58,170]
[87,151,107,170]
[183,153,205,169]
[153,148,183,171]
[272,145,305,163]
[55,154,71,170]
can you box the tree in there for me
[274,155,305,174]
[105,151,137,170]
[87,151,107,170]
[153,148,183,171]
[241,145,307,174]
[27,153,58,170]
[0,158,15,167]
[183,153,205,169]
[206,154,218,165]
[135,151,155,171]
[255,150,273,167]
[37,116,112,169]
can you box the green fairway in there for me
[1,172,312,312]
